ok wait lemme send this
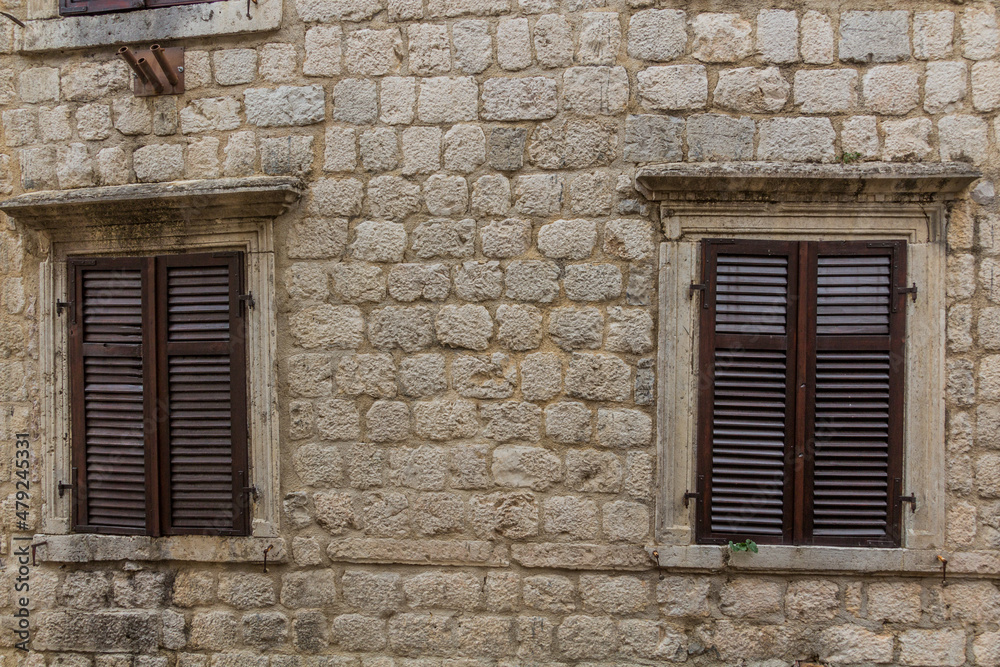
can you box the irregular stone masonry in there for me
[0,2,1000,666]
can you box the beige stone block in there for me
[692,13,752,62]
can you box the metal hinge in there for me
[239,293,255,310]
[243,485,259,501]
[900,494,917,513]
[56,300,73,316]
[897,284,918,302]
[58,480,74,498]
[683,490,700,508]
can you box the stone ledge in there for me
[635,162,981,202]
[649,545,1000,577]
[512,544,654,570]
[0,176,302,229]
[34,534,287,563]
[22,0,281,52]
[327,538,509,567]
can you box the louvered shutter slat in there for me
[804,242,905,546]
[158,254,247,535]
[698,242,798,543]
[70,260,150,533]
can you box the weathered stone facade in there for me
[0,1,998,666]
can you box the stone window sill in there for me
[21,0,281,53]
[648,545,1000,578]
[33,534,286,563]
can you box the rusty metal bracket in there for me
[262,544,273,573]
[118,45,185,97]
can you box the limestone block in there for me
[133,144,183,183]
[939,115,989,164]
[245,86,325,127]
[323,127,357,172]
[757,117,835,162]
[387,263,450,302]
[288,218,349,259]
[637,65,708,110]
[304,26,342,77]
[427,0,507,17]
[94,147,129,186]
[538,219,597,260]
[505,260,560,302]
[578,12,621,65]
[557,615,617,660]
[342,571,402,616]
[454,260,503,301]
[925,61,967,114]
[801,11,834,64]
[180,97,241,134]
[39,105,72,143]
[413,492,465,536]
[720,578,784,618]
[482,401,542,442]
[470,491,539,539]
[222,131,256,177]
[883,118,933,161]
[628,9,686,62]
[219,574,275,609]
[839,11,910,63]
[351,222,407,264]
[408,23,452,75]
[899,630,966,667]
[19,67,59,103]
[337,354,396,397]
[757,10,798,64]
[534,14,573,69]
[260,135,313,176]
[863,65,919,115]
[362,490,409,536]
[402,126,442,175]
[413,400,480,440]
[286,354,333,397]
[77,104,112,141]
[398,354,447,397]
[359,127,398,172]
[623,114,684,162]
[189,611,238,649]
[260,43,298,83]
[280,570,337,608]
[498,18,532,70]
[2,109,36,147]
[418,77,478,123]
[452,352,515,398]
[715,66,789,113]
[972,61,1000,111]
[521,353,562,400]
[380,77,416,125]
[112,96,152,135]
[597,408,651,448]
[514,173,562,215]
[603,500,648,541]
[481,218,531,258]
[793,69,857,114]
[293,443,343,487]
[366,175,420,219]
[692,13,753,63]
[492,445,561,489]
[313,490,358,534]
[345,28,402,76]
[962,4,999,60]
[454,19,493,74]
[424,174,468,215]
[444,124,486,173]
[544,495,598,539]
[368,306,435,351]
[580,575,649,614]
[389,0,422,20]
[686,113,755,161]
[548,307,603,351]
[606,307,653,354]
[450,443,490,489]
[819,625,894,664]
[914,11,954,60]
[332,79,377,125]
[296,0,383,22]
[563,264,622,301]
[412,218,476,258]
[61,61,129,102]
[435,305,495,349]
[482,77,558,121]
[566,353,631,402]
[496,304,542,351]
[213,49,256,85]
[290,304,364,349]
[562,66,629,116]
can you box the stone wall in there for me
[0,0,999,665]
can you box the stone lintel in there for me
[327,538,510,567]
[511,543,655,570]
[35,534,287,563]
[649,545,1000,577]
[22,0,281,52]
[0,176,303,229]
[635,162,982,202]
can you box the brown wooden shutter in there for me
[59,0,141,15]
[802,241,906,546]
[696,240,800,544]
[69,258,153,534]
[156,252,248,536]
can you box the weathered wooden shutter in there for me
[696,240,799,544]
[156,253,248,535]
[69,258,153,534]
[802,241,906,546]
[60,0,220,15]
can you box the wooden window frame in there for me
[59,0,222,17]
[694,239,907,548]
[67,252,250,537]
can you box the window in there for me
[694,239,907,547]
[68,252,249,536]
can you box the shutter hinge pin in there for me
[57,480,74,497]
[900,494,917,512]
[683,490,700,508]
[239,293,255,310]
[56,300,72,316]
[897,284,918,302]
[243,485,259,500]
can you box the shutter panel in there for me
[59,0,141,15]
[157,253,248,536]
[803,241,905,546]
[69,258,152,534]
[696,240,799,544]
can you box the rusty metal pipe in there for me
[150,44,178,87]
[117,46,149,85]
[137,58,163,93]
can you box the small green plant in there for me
[841,151,863,164]
[728,539,759,554]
